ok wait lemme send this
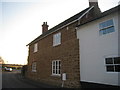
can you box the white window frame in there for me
[105,57,120,72]
[52,60,61,76]
[99,19,115,36]
[32,62,37,72]
[34,43,38,52]
[53,32,61,46]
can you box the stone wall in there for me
[27,22,80,88]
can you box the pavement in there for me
[17,73,60,88]
[2,70,119,89]
[18,74,120,89]
[18,74,120,90]
[2,72,37,88]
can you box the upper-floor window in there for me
[53,32,61,46]
[99,19,115,35]
[32,62,37,72]
[34,43,38,52]
[52,60,61,76]
[105,57,120,72]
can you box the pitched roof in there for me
[77,5,120,27]
[27,7,90,45]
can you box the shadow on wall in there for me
[21,65,27,77]
[80,81,120,89]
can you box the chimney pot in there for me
[89,0,98,2]
[42,22,49,34]
[89,0,98,7]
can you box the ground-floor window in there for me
[32,62,37,72]
[105,57,120,72]
[52,60,61,76]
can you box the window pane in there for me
[53,69,55,74]
[114,57,120,64]
[106,65,114,72]
[105,58,113,64]
[32,62,36,72]
[53,33,61,46]
[53,66,55,69]
[34,43,38,52]
[55,62,57,71]
[59,69,60,74]
[55,69,57,74]
[103,22,107,28]
[107,19,113,26]
[58,65,60,69]
[55,61,57,70]
[56,33,60,45]
[53,61,55,65]
[56,61,58,66]
[106,28,110,34]
[99,23,103,29]
[53,34,57,46]
[59,61,61,69]
[59,33,61,44]
[107,27,115,34]
[115,65,120,72]
[99,30,103,35]
[99,22,106,29]
[103,29,106,34]
[56,70,59,74]
[58,69,60,74]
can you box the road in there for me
[2,70,38,88]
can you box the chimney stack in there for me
[42,22,49,33]
[89,0,101,16]
[89,0,99,7]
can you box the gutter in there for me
[78,6,94,25]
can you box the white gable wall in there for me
[77,12,119,86]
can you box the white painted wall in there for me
[77,12,119,86]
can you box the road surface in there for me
[2,71,38,88]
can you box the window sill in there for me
[32,70,37,73]
[53,44,61,47]
[51,74,61,77]
[106,72,120,73]
[33,51,38,53]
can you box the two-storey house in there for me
[27,0,119,88]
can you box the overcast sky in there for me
[0,0,119,65]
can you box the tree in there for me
[0,56,5,64]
